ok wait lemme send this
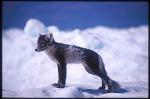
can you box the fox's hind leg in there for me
[82,61,109,91]
[99,79,106,89]
[97,72,112,92]
[83,54,113,92]
[97,66,113,92]
[82,55,108,90]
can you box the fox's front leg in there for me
[52,62,66,88]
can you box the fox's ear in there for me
[46,33,54,42]
[39,33,42,36]
[46,33,53,39]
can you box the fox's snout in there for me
[35,48,41,52]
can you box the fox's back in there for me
[45,42,98,64]
[64,44,86,63]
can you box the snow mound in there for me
[24,19,48,37]
[3,82,148,98]
[3,85,84,98]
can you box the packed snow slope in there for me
[2,19,148,98]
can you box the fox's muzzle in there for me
[35,48,41,52]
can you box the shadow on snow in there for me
[78,87,128,95]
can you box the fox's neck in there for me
[46,41,57,51]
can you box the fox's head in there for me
[35,33,55,52]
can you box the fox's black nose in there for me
[35,49,37,51]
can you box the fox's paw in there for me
[98,86,105,90]
[52,83,65,88]
[106,88,113,93]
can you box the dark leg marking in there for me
[99,79,106,90]
[98,72,113,93]
[52,62,66,88]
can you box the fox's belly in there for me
[65,55,84,63]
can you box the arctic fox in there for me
[35,33,120,92]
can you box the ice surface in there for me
[2,19,148,98]
[3,82,148,98]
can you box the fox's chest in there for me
[45,46,58,63]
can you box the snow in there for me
[3,82,148,98]
[24,19,48,37]
[2,19,148,98]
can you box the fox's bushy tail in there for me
[98,56,121,90]
[110,77,121,89]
